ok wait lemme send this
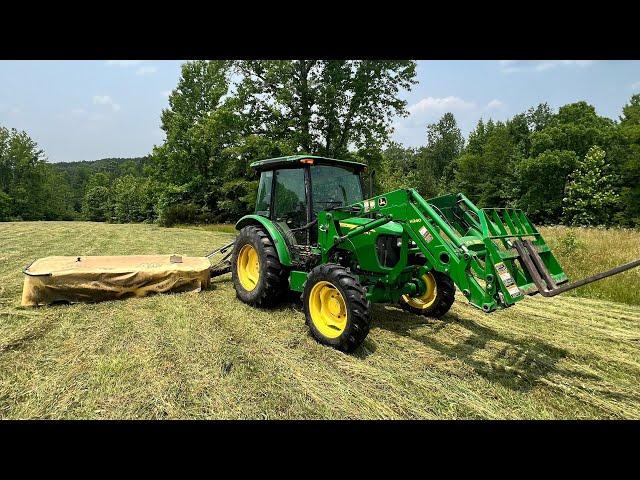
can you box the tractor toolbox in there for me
[21,255,211,307]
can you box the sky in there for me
[1,60,639,163]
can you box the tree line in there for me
[375,98,640,226]
[1,60,639,227]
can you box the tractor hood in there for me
[338,217,404,236]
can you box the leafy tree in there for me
[0,190,11,221]
[152,61,252,221]
[111,175,158,223]
[154,60,235,185]
[452,121,520,207]
[40,165,75,220]
[617,94,640,225]
[516,150,578,223]
[82,186,112,222]
[215,135,291,219]
[526,103,554,132]
[530,101,616,158]
[563,146,619,226]
[377,142,423,195]
[0,125,73,221]
[236,60,417,157]
[465,118,488,155]
[150,60,416,223]
[420,113,464,190]
[507,113,531,157]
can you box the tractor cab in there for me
[251,155,367,247]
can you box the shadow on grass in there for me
[371,304,603,392]
[208,277,634,400]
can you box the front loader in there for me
[214,155,640,352]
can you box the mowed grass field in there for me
[1,221,639,419]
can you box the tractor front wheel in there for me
[399,270,455,318]
[303,264,371,352]
[231,225,288,307]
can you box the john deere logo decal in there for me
[378,197,388,207]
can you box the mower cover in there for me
[21,255,211,307]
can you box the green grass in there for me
[1,221,639,419]
[172,223,237,234]
[540,226,640,305]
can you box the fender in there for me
[235,215,293,266]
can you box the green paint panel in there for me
[289,270,308,292]
[235,215,293,266]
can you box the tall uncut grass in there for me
[540,226,640,305]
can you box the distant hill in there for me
[54,156,151,175]
[52,156,153,213]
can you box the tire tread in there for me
[231,225,288,307]
[303,263,371,352]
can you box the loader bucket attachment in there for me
[423,192,565,308]
[426,192,640,306]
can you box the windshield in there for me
[310,165,363,215]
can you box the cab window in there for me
[310,165,363,217]
[255,171,272,216]
[273,168,307,227]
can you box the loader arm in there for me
[317,189,640,313]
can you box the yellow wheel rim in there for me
[402,272,437,310]
[237,244,260,291]
[308,281,348,339]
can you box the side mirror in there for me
[369,169,376,198]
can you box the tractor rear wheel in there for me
[231,225,288,307]
[399,270,455,318]
[303,264,371,352]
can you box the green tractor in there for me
[213,155,640,352]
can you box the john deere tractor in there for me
[218,155,640,352]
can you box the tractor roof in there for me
[249,155,367,172]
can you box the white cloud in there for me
[499,60,595,74]
[631,81,640,90]
[136,65,158,76]
[395,93,513,147]
[161,90,171,98]
[408,96,476,115]
[486,99,505,110]
[105,60,144,67]
[399,96,484,131]
[93,95,121,112]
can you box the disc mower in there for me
[209,155,640,352]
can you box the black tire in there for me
[303,263,371,352]
[399,270,455,318]
[231,225,288,307]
